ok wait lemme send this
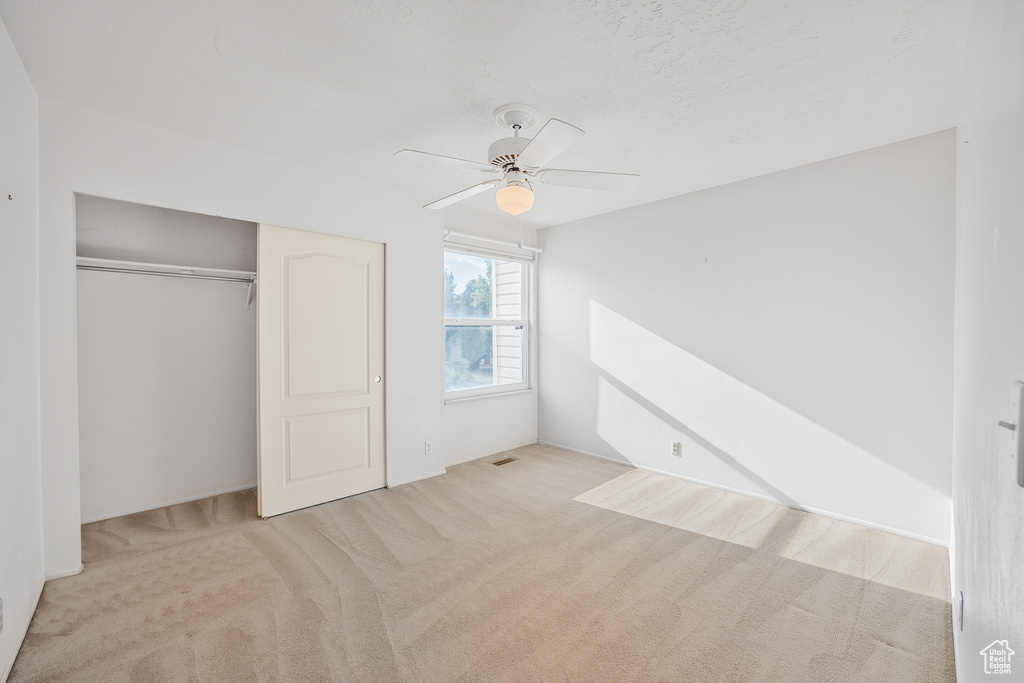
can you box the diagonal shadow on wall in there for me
[586,299,950,544]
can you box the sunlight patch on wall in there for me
[595,375,798,507]
[588,299,950,544]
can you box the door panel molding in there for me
[258,223,385,518]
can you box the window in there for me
[444,248,530,398]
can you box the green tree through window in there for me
[444,251,526,395]
[445,261,493,388]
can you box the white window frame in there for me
[444,245,533,401]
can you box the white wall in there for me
[440,208,539,466]
[37,101,542,577]
[76,195,257,269]
[75,197,257,521]
[37,101,456,576]
[538,131,955,544]
[0,13,43,682]
[952,2,1024,679]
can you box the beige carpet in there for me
[11,444,954,682]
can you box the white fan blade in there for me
[527,184,555,223]
[516,119,584,170]
[395,149,497,173]
[536,169,640,193]
[424,179,502,209]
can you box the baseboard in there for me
[81,484,257,524]
[387,470,448,488]
[44,563,83,581]
[387,439,541,486]
[444,440,539,467]
[537,441,626,465]
[538,440,948,548]
[2,573,45,683]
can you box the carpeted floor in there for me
[10,444,955,682]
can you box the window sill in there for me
[443,387,534,405]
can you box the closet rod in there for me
[76,256,256,283]
[76,265,255,284]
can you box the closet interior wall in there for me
[75,195,258,522]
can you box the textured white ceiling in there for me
[0,0,969,227]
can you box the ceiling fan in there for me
[394,104,640,217]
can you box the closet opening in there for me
[75,195,258,523]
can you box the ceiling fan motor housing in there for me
[488,136,530,169]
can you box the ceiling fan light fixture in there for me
[396,105,639,215]
[495,181,534,216]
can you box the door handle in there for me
[374,375,382,383]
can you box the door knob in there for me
[374,375,381,383]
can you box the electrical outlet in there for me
[425,441,433,455]
[671,441,682,457]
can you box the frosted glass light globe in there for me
[495,182,534,216]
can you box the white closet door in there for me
[257,224,385,518]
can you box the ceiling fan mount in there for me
[489,104,538,169]
[493,103,539,132]
[394,103,640,217]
